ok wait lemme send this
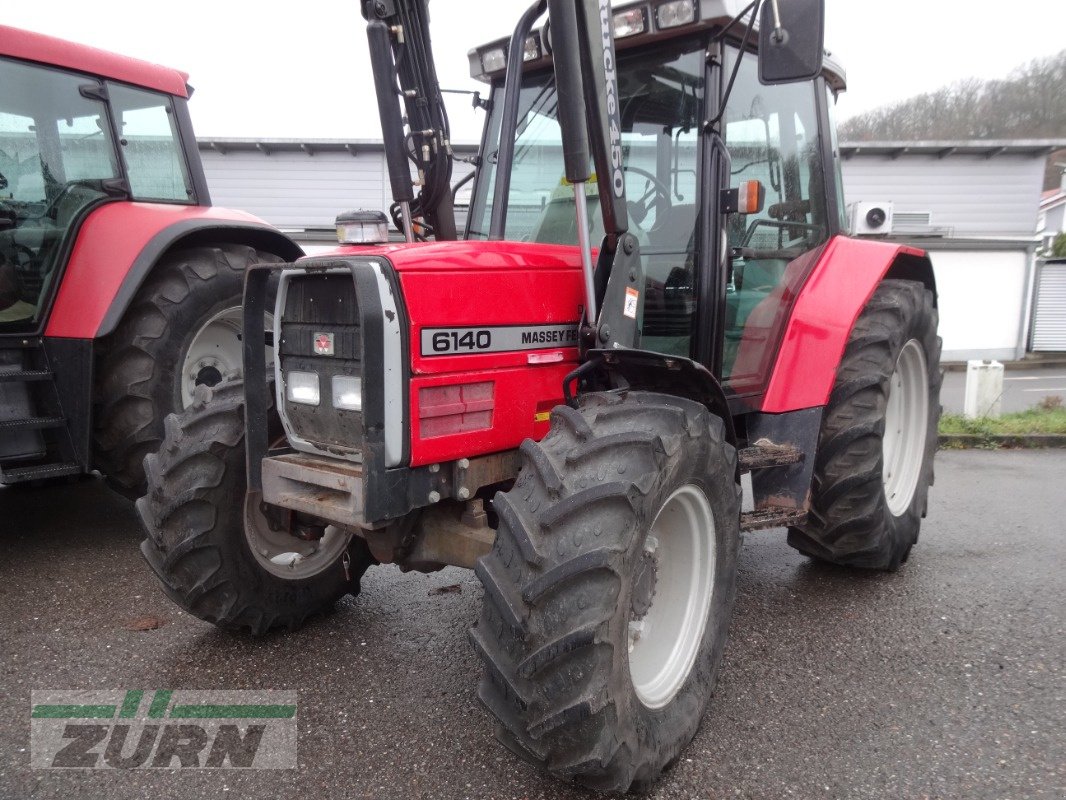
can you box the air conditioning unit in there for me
[848,201,894,235]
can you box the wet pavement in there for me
[0,449,1062,799]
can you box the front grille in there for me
[279,273,364,455]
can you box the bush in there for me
[1052,233,1066,258]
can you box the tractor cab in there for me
[0,55,195,333]
[465,0,848,400]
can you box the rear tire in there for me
[94,244,279,499]
[472,391,740,792]
[137,380,374,634]
[788,279,941,570]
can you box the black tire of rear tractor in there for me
[136,380,374,634]
[471,391,741,792]
[787,279,942,571]
[93,244,281,499]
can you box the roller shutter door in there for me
[1031,261,1066,351]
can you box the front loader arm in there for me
[363,0,457,240]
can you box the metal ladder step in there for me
[0,416,65,432]
[0,461,82,484]
[738,441,804,471]
[740,506,808,532]
[0,369,53,383]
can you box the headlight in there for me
[332,376,363,411]
[286,371,320,406]
[523,35,541,62]
[656,0,696,29]
[480,46,506,73]
[336,209,389,245]
[614,8,647,38]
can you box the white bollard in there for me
[963,360,1004,419]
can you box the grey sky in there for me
[5,0,1065,142]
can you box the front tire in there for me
[788,279,941,570]
[94,244,279,499]
[472,391,740,792]
[137,380,374,634]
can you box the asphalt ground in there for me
[0,449,1062,799]
[940,368,1066,415]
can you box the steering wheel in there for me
[622,165,672,227]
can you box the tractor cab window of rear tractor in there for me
[468,41,704,355]
[107,83,193,203]
[0,57,121,329]
[721,45,830,395]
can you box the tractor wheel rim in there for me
[242,495,352,580]
[628,483,717,709]
[180,307,274,409]
[883,339,929,517]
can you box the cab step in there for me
[738,440,804,472]
[0,369,53,383]
[740,506,808,532]
[0,461,82,485]
[0,416,65,432]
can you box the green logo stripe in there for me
[147,690,172,719]
[169,704,296,719]
[31,704,116,719]
[119,690,144,718]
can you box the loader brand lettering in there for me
[421,324,580,356]
[599,0,625,197]
[30,690,296,769]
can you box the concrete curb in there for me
[939,434,1066,449]
[941,359,1066,372]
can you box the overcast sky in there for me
[5,0,1065,142]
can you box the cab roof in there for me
[0,25,190,97]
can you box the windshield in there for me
[469,39,705,353]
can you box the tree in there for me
[840,50,1066,183]
[1052,233,1066,259]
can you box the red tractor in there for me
[0,26,300,494]
[139,0,941,791]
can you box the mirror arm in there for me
[769,0,788,44]
[704,3,759,132]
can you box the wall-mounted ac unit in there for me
[848,201,894,235]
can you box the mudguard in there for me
[44,202,302,339]
[760,235,936,413]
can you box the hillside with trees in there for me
[839,50,1066,190]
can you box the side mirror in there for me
[758,0,825,85]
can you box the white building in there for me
[840,140,1066,360]
[1038,171,1066,253]
[198,137,1066,360]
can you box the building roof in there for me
[0,25,189,97]
[1041,189,1066,210]
[840,140,1066,159]
[196,137,480,156]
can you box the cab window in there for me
[721,45,830,394]
[108,83,193,203]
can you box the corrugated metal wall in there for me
[199,146,475,230]
[200,149,389,229]
[840,154,1045,238]
[201,143,1048,240]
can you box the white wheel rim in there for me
[242,495,353,580]
[628,484,717,709]
[180,307,274,408]
[883,339,929,517]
